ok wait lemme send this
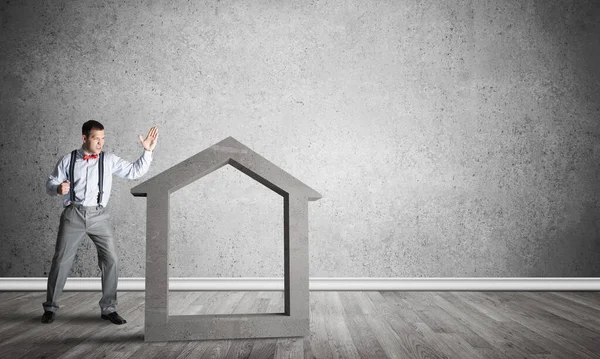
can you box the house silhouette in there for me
[131,136,322,341]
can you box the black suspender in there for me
[69,150,77,203]
[67,150,104,206]
[97,152,104,204]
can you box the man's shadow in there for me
[1,313,103,324]
[0,313,145,344]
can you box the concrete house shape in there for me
[131,136,322,342]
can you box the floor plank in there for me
[339,292,388,359]
[0,291,598,359]
[484,292,600,359]
[436,292,550,358]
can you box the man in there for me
[42,120,158,325]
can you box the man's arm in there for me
[46,156,69,196]
[112,126,158,180]
[111,150,153,180]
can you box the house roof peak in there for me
[131,137,322,201]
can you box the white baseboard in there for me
[1,277,599,291]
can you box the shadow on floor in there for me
[1,312,118,324]
[23,332,145,345]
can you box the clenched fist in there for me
[57,180,70,195]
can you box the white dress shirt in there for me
[46,147,153,207]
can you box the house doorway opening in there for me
[168,164,285,315]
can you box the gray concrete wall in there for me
[1,0,599,278]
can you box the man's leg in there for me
[86,207,123,323]
[43,206,86,315]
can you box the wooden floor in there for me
[1,291,600,359]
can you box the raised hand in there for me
[139,126,159,152]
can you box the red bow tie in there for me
[83,154,99,161]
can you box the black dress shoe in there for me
[101,312,127,325]
[41,311,55,324]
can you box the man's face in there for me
[82,129,105,154]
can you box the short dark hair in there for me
[82,120,104,137]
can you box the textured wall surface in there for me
[1,0,599,278]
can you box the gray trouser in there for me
[43,204,119,315]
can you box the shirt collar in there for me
[78,147,99,158]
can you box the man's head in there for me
[82,120,105,154]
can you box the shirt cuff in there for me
[143,150,153,160]
[48,184,59,196]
